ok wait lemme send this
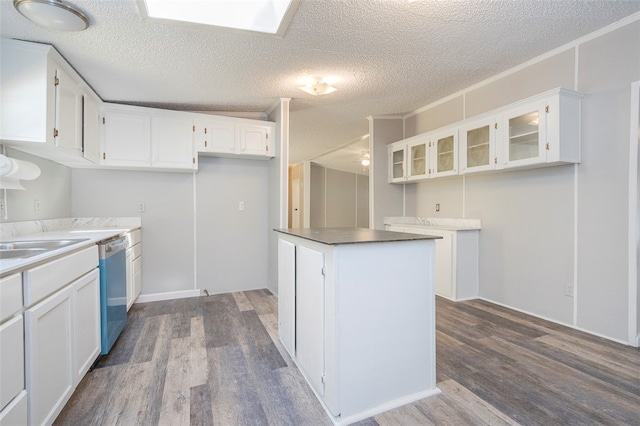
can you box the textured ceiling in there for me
[2,0,639,168]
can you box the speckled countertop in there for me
[274,227,440,245]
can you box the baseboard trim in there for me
[135,289,201,304]
[477,297,629,346]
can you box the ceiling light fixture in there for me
[298,80,338,96]
[13,0,89,31]
[361,152,370,167]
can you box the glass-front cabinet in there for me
[459,117,497,174]
[387,88,582,184]
[502,100,547,168]
[407,136,428,181]
[388,144,407,183]
[429,127,458,178]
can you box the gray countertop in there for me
[274,227,440,245]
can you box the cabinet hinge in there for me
[192,125,195,132]
[54,76,59,86]
[494,157,498,164]
[545,105,549,113]
[494,122,498,130]
[266,145,269,152]
[102,117,105,125]
[546,143,550,150]
[192,157,196,164]
[266,133,269,139]
[102,153,106,160]
[321,374,326,384]
[204,128,207,134]
[321,266,326,276]
[53,128,59,137]
[205,141,208,148]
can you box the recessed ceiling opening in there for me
[138,0,298,35]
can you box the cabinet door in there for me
[459,118,497,173]
[501,100,547,168]
[0,316,24,411]
[296,246,325,397]
[132,255,142,304]
[430,129,458,178]
[388,144,406,183]
[197,120,236,154]
[25,285,74,426]
[407,138,428,181]
[278,239,296,357]
[55,67,82,154]
[239,125,270,156]
[73,269,100,384]
[82,92,101,163]
[434,233,453,298]
[151,115,196,169]
[102,107,151,167]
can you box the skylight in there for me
[139,0,298,35]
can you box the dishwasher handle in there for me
[99,237,128,258]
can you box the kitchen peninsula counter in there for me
[275,227,440,425]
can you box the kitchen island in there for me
[275,228,440,425]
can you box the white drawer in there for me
[0,316,24,411]
[127,229,141,247]
[131,242,141,259]
[0,274,22,323]
[23,245,98,307]
[0,390,27,426]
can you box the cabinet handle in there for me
[204,128,207,134]
[205,141,208,147]
[494,157,497,164]
[103,153,106,160]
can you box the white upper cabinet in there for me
[388,143,407,183]
[407,135,429,181]
[101,104,196,171]
[390,88,582,183]
[0,38,102,166]
[429,127,458,178]
[196,116,275,160]
[82,91,102,164]
[459,116,498,174]
[102,104,151,168]
[151,114,196,170]
[195,119,236,154]
[239,124,272,157]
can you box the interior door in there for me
[296,246,325,396]
[292,179,301,228]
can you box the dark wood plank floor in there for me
[55,291,640,426]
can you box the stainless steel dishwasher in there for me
[98,235,128,355]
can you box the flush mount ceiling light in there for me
[138,0,298,36]
[298,80,338,96]
[361,152,370,167]
[13,0,89,31]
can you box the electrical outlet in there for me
[239,201,245,211]
[137,202,145,212]
[34,199,40,214]
[565,283,574,297]
[0,198,5,217]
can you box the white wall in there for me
[309,163,369,228]
[71,168,195,297]
[384,16,640,343]
[1,147,71,222]
[196,157,269,294]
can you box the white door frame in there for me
[628,80,639,347]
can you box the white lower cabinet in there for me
[386,225,480,301]
[0,316,25,413]
[73,269,101,383]
[0,391,27,426]
[25,285,75,426]
[126,230,142,311]
[21,245,100,426]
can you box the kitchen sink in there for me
[0,238,90,259]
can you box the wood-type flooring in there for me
[55,291,640,426]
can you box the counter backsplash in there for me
[384,216,481,230]
[0,217,142,239]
